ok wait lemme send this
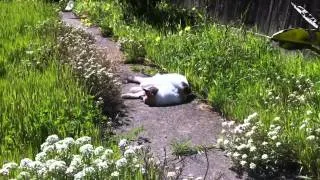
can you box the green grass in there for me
[0,1,104,164]
[74,0,320,177]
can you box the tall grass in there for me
[0,1,102,164]
[74,0,320,177]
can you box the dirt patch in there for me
[61,12,245,180]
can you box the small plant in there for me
[171,139,198,156]
[217,113,318,178]
[0,135,159,179]
[119,38,146,64]
[100,21,114,37]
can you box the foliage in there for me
[0,135,159,179]
[57,25,122,118]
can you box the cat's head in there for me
[143,87,159,106]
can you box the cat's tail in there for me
[126,75,150,84]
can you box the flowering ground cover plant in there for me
[0,135,159,179]
[218,112,320,178]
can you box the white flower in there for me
[249,162,256,169]
[95,161,109,171]
[241,154,248,159]
[2,162,18,170]
[223,139,229,146]
[251,126,257,131]
[141,167,146,174]
[48,160,67,174]
[167,171,176,177]
[111,171,119,177]
[222,122,228,127]
[70,155,82,168]
[61,137,75,147]
[306,135,316,141]
[271,135,277,140]
[228,121,235,127]
[232,152,240,158]
[245,130,254,137]
[30,161,46,177]
[55,142,69,154]
[234,126,243,134]
[244,112,258,123]
[262,141,268,146]
[94,146,104,156]
[20,158,33,170]
[75,136,91,145]
[79,144,94,157]
[46,134,59,145]
[249,146,256,152]
[276,142,281,147]
[40,142,49,151]
[116,158,127,168]
[221,129,226,134]
[74,170,85,180]
[43,145,55,153]
[35,152,47,162]
[261,154,268,160]
[124,148,135,157]
[83,166,95,176]
[240,160,247,166]
[0,168,9,176]
[237,144,247,151]
[118,139,127,149]
[132,145,144,151]
[66,166,77,176]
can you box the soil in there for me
[61,12,246,180]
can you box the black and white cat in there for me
[122,73,192,106]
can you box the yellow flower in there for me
[184,26,191,32]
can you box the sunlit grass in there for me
[0,1,103,164]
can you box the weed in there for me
[171,139,198,156]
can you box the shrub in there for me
[218,112,320,178]
[57,25,122,119]
[0,135,159,179]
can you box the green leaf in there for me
[271,28,320,49]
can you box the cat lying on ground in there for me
[121,73,193,106]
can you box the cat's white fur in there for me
[122,73,191,106]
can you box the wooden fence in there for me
[171,0,320,35]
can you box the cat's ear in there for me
[182,82,191,94]
[143,86,158,96]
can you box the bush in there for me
[57,25,122,119]
[0,135,159,179]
